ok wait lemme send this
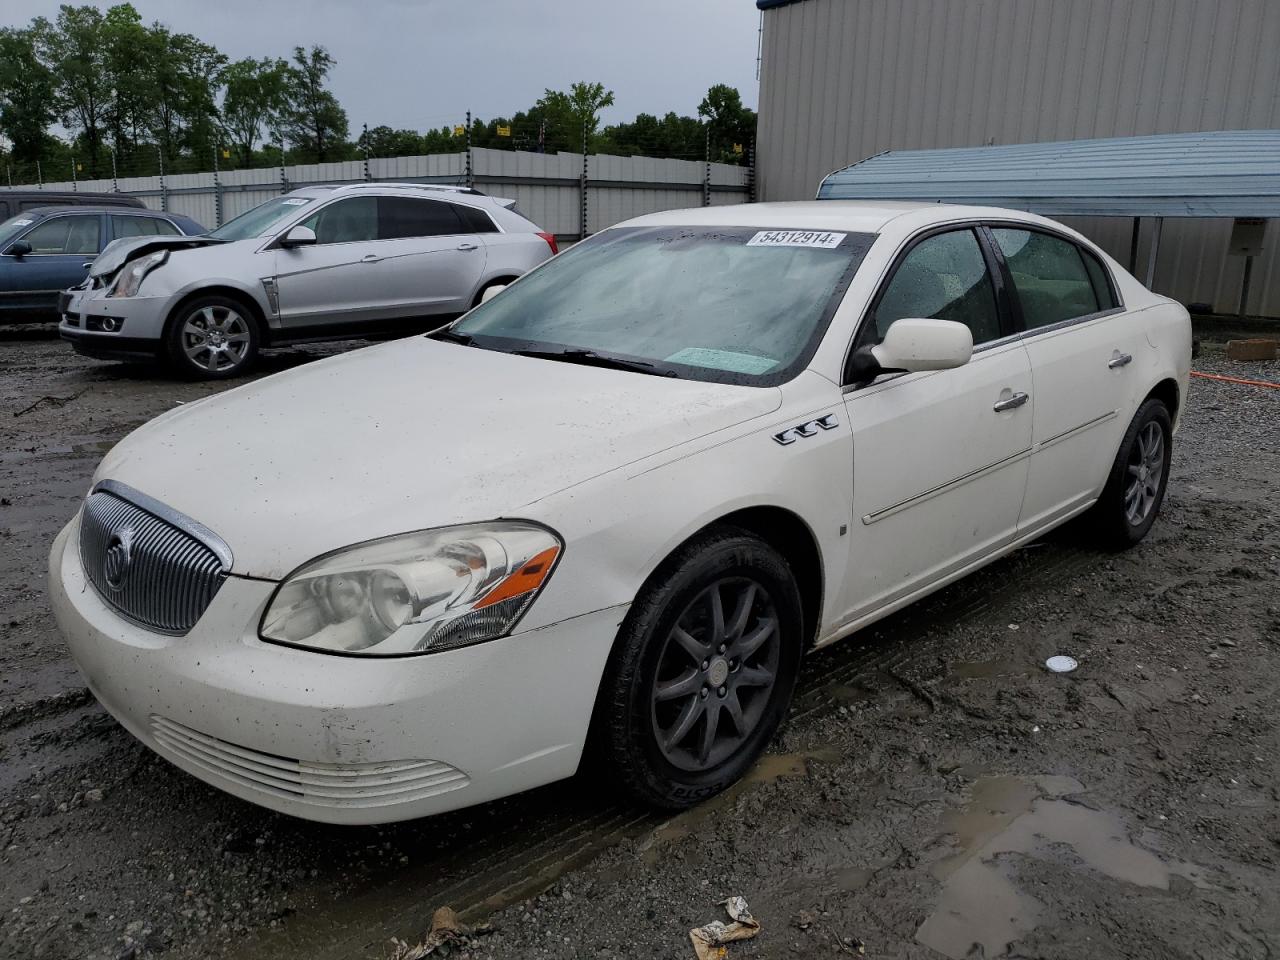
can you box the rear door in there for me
[986,226,1146,532]
[838,226,1033,625]
[273,196,382,330]
[369,196,486,318]
[1,213,104,311]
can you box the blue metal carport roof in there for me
[817,130,1280,218]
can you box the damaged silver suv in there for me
[59,183,557,378]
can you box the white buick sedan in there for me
[50,201,1190,823]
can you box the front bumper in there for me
[58,290,171,358]
[49,519,624,824]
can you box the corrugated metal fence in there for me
[16,147,753,238]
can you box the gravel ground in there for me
[1,330,1277,960]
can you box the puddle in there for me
[638,747,838,865]
[917,776,1212,959]
[948,659,1031,681]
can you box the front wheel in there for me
[1089,398,1172,548]
[596,528,803,809]
[164,295,259,380]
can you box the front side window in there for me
[21,215,101,255]
[377,197,466,239]
[301,196,378,244]
[451,226,875,385]
[991,228,1100,329]
[112,215,180,239]
[871,229,1001,345]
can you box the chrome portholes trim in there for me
[773,414,839,446]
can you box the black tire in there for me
[596,527,804,810]
[1089,398,1173,548]
[164,294,260,380]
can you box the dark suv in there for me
[0,190,144,221]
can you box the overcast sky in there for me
[16,0,763,131]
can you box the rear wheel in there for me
[164,295,259,380]
[1089,398,1172,548]
[597,528,803,809]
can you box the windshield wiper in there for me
[512,347,676,377]
[429,328,475,346]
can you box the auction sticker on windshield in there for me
[747,230,846,248]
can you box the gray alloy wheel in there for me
[165,295,260,380]
[1089,397,1172,548]
[650,577,781,772]
[1124,421,1165,525]
[594,526,803,810]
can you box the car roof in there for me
[618,200,1062,234]
[10,204,180,217]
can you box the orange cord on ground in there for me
[1190,370,1280,390]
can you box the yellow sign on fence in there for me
[453,125,466,137]
[496,125,511,137]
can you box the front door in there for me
[274,196,382,330]
[1,213,103,312]
[838,227,1033,627]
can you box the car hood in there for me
[90,235,221,278]
[93,338,782,579]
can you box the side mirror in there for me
[279,224,317,248]
[6,240,32,258]
[480,283,507,304]
[846,318,973,384]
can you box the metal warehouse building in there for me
[754,0,1280,317]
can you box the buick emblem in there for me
[103,530,134,591]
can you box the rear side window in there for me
[112,215,180,239]
[377,197,465,239]
[22,215,101,255]
[1080,247,1118,309]
[991,228,1100,329]
[872,228,1002,345]
[452,203,498,233]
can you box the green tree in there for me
[535,81,615,149]
[141,25,225,165]
[0,27,58,165]
[37,5,111,175]
[221,58,290,164]
[357,124,423,158]
[697,83,755,164]
[100,4,149,157]
[281,45,348,162]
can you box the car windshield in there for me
[450,225,875,385]
[208,195,316,242]
[0,213,39,249]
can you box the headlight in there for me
[108,250,168,298]
[259,522,562,657]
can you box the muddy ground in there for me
[1,328,1277,960]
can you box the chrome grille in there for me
[79,480,231,634]
[149,716,470,808]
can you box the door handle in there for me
[82,262,94,269]
[1108,352,1133,369]
[360,254,381,263]
[456,242,478,251]
[993,391,1029,412]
